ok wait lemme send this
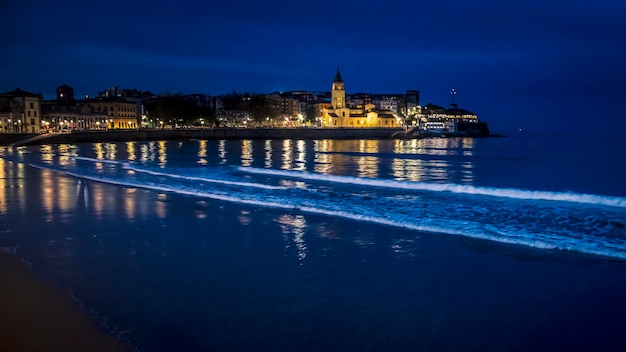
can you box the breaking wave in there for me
[237,166,626,208]
[17,156,626,260]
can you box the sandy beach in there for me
[0,248,132,352]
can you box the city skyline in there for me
[2,0,625,133]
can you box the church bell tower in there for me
[331,69,345,109]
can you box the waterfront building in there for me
[56,84,75,105]
[0,88,42,133]
[267,93,300,120]
[42,86,139,131]
[321,70,400,128]
[88,99,138,129]
[444,104,478,122]
[416,102,481,135]
[404,90,420,116]
[372,96,398,114]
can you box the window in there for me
[30,102,34,108]
[28,111,31,116]
[34,111,37,116]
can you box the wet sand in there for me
[0,249,132,352]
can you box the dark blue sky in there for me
[2,0,625,132]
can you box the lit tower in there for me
[331,69,345,109]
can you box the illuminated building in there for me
[321,70,400,128]
[0,88,42,133]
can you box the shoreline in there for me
[0,248,133,352]
[0,127,495,146]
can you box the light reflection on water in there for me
[218,140,226,164]
[126,142,136,161]
[157,141,167,167]
[281,139,292,170]
[264,140,272,168]
[314,140,332,174]
[0,159,25,214]
[392,157,425,182]
[40,145,53,164]
[197,140,208,165]
[357,140,379,178]
[277,214,308,261]
[0,137,478,223]
[241,140,252,167]
[294,140,306,171]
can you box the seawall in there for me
[2,127,405,146]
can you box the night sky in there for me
[2,0,625,132]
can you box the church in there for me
[321,70,399,128]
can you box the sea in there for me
[1,130,625,351]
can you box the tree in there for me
[305,104,319,124]
[146,96,214,126]
[248,95,279,126]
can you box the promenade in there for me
[0,127,405,146]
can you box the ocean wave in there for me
[72,156,285,190]
[24,161,626,261]
[236,166,626,208]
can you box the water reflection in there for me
[281,140,292,170]
[124,188,137,221]
[0,137,480,226]
[40,145,53,164]
[313,140,333,174]
[76,180,89,209]
[356,140,379,178]
[277,213,308,261]
[58,144,78,167]
[391,155,425,182]
[218,140,226,164]
[0,152,179,226]
[237,209,252,226]
[294,140,306,171]
[91,143,117,160]
[156,194,168,219]
[140,143,151,162]
[126,142,137,161]
[390,138,476,184]
[94,143,105,159]
[197,140,208,165]
[241,140,252,167]
[0,158,26,214]
[194,137,477,184]
[158,141,167,167]
[264,140,273,168]
[461,161,474,184]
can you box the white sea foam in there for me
[74,156,121,165]
[26,162,626,260]
[72,156,285,190]
[237,166,626,208]
[122,166,286,190]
